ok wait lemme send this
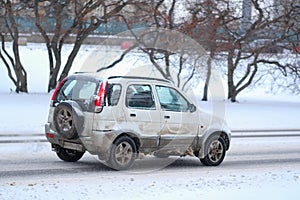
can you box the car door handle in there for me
[164,115,170,119]
[130,113,136,117]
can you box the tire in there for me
[200,135,226,166]
[56,147,84,162]
[53,101,84,139]
[108,136,137,170]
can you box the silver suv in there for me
[45,74,231,170]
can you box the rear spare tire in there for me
[53,101,84,139]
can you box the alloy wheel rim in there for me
[115,141,133,166]
[208,140,223,163]
[57,108,73,132]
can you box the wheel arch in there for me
[113,132,141,152]
[198,130,230,159]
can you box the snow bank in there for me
[0,93,51,134]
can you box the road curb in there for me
[0,133,46,143]
[232,129,300,133]
[1,129,300,143]
[231,129,300,138]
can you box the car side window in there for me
[155,85,189,112]
[126,84,155,109]
[106,84,121,106]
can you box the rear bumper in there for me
[45,123,116,161]
[45,123,85,152]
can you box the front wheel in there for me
[56,147,84,162]
[108,136,137,170]
[200,135,226,166]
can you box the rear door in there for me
[50,75,101,138]
[123,83,161,148]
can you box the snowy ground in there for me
[0,43,300,199]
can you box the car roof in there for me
[108,76,171,83]
[71,73,172,84]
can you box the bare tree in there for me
[181,0,300,102]
[97,0,300,102]
[0,0,28,93]
[287,1,300,53]
[184,0,233,101]
[97,0,206,91]
[33,0,128,92]
[223,0,300,102]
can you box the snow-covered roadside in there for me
[225,96,300,131]
[0,93,51,134]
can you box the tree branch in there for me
[96,43,138,72]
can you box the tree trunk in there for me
[4,1,28,93]
[58,34,86,82]
[202,56,212,101]
[230,92,237,102]
[227,51,235,100]
[48,55,61,92]
[12,34,27,92]
[34,0,55,92]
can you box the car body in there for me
[45,74,231,170]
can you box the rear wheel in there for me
[200,135,226,166]
[56,147,84,162]
[108,136,137,170]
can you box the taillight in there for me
[94,81,108,113]
[46,133,55,139]
[50,78,67,107]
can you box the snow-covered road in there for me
[0,136,299,200]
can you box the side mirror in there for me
[189,104,196,113]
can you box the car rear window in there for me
[55,79,98,102]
